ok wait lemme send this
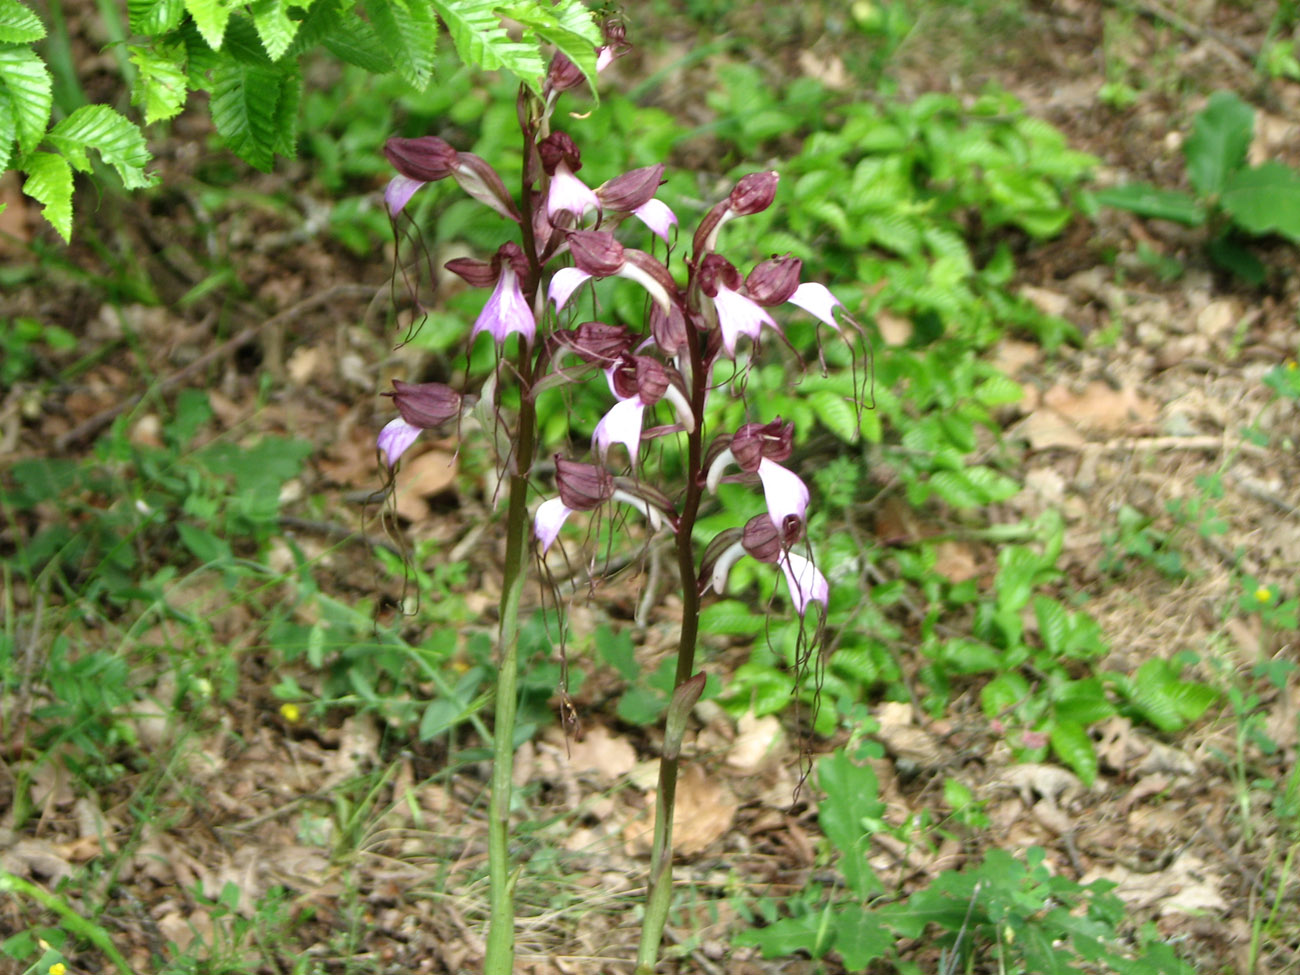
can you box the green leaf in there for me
[981,672,1030,718]
[20,150,72,242]
[1206,235,1266,284]
[1033,595,1068,655]
[184,0,234,47]
[698,599,766,636]
[0,83,14,172]
[817,751,883,898]
[1221,162,1300,243]
[365,0,437,88]
[832,905,891,969]
[501,0,599,93]
[431,0,544,91]
[1092,184,1205,226]
[272,64,300,158]
[0,0,44,43]
[317,8,392,72]
[209,60,282,170]
[1185,90,1253,197]
[0,45,52,155]
[129,42,188,123]
[251,0,310,60]
[47,104,154,189]
[127,0,183,34]
[1050,719,1098,785]
[809,389,859,443]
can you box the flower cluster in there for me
[376,48,849,618]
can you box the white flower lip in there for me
[547,164,601,222]
[756,458,809,532]
[385,175,424,216]
[549,266,593,311]
[593,397,647,468]
[713,284,776,357]
[788,282,843,331]
[378,417,422,468]
[473,266,536,344]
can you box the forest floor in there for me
[3,1,1300,973]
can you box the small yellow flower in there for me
[1288,359,1298,371]
[49,963,67,975]
[1255,586,1272,604]
[279,702,301,723]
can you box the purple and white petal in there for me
[615,261,673,315]
[385,175,425,216]
[593,397,646,467]
[713,284,776,356]
[788,282,842,331]
[756,458,809,531]
[534,497,574,553]
[549,267,593,311]
[704,447,736,493]
[473,266,536,344]
[633,198,677,244]
[378,417,422,468]
[661,382,696,433]
[778,551,829,615]
[547,164,601,221]
[707,539,748,597]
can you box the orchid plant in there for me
[377,26,859,974]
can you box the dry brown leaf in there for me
[671,764,737,856]
[876,701,946,767]
[1085,853,1227,916]
[991,338,1043,378]
[1019,284,1071,318]
[1,839,74,883]
[933,540,980,583]
[564,724,638,785]
[1042,382,1157,434]
[726,712,785,773]
[1016,409,1088,450]
[876,310,913,346]
[1195,299,1239,339]
[393,448,458,521]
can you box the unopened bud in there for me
[729,171,779,215]
[557,322,633,364]
[555,456,614,511]
[697,253,742,299]
[730,418,794,471]
[746,254,802,306]
[545,51,585,95]
[649,301,688,354]
[384,136,459,182]
[597,164,665,212]
[610,354,669,404]
[568,230,625,276]
[539,132,583,175]
[387,380,462,429]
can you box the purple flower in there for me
[534,455,671,553]
[541,133,600,223]
[704,419,807,532]
[592,355,694,468]
[383,136,519,221]
[447,243,536,345]
[548,231,678,315]
[377,380,463,467]
[704,514,828,616]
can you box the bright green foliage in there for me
[737,751,1196,973]
[1094,90,1300,283]
[1,0,601,240]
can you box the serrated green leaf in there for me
[698,599,766,636]
[1092,184,1205,226]
[0,83,14,171]
[981,671,1030,718]
[1185,90,1253,197]
[1050,719,1098,785]
[185,0,234,47]
[1221,162,1300,243]
[817,751,883,898]
[20,150,72,242]
[974,372,1023,407]
[1033,595,1068,655]
[251,0,310,59]
[432,0,544,92]
[365,0,437,88]
[501,0,599,93]
[0,45,52,155]
[272,64,300,157]
[809,389,858,443]
[0,0,44,43]
[127,0,183,34]
[209,59,281,170]
[832,906,891,969]
[129,42,188,123]
[47,104,154,189]
[316,8,392,72]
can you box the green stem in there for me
[0,871,133,975]
[483,386,536,975]
[636,313,708,974]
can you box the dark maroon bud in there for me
[495,241,530,279]
[602,20,628,53]
[555,456,615,511]
[444,256,497,288]
[597,164,665,212]
[729,171,779,215]
[610,354,669,404]
[384,136,459,182]
[545,51,585,95]
[741,514,782,564]
[387,380,462,429]
[568,230,625,276]
[649,301,687,354]
[731,418,794,471]
[539,132,582,175]
[746,254,802,306]
[556,322,633,363]
[697,253,742,299]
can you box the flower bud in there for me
[610,354,669,405]
[649,301,687,354]
[746,254,802,306]
[697,253,742,299]
[741,513,783,564]
[545,51,585,95]
[555,322,633,364]
[384,136,459,182]
[729,171,779,215]
[444,256,496,288]
[555,456,614,511]
[730,419,794,472]
[387,380,462,429]
[597,164,665,212]
[568,230,626,276]
[539,132,583,175]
